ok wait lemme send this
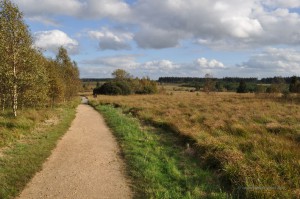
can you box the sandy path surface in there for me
[18,104,132,199]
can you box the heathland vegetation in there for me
[90,92,300,198]
[1,1,299,198]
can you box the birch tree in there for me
[1,1,80,114]
[0,31,10,111]
[55,47,80,101]
[0,0,38,116]
[47,59,66,106]
[18,50,49,108]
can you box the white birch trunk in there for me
[2,95,6,112]
[13,51,17,117]
[13,84,17,117]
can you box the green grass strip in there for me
[0,103,78,199]
[94,104,228,199]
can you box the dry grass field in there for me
[90,92,300,198]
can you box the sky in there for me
[11,0,300,79]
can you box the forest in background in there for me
[158,76,300,93]
[82,75,300,95]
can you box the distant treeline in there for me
[158,77,258,83]
[82,76,300,84]
[158,76,299,84]
[158,76,300,93]
[260,76,297,84]
[81,78,113,82]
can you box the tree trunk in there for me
[13,84,17,117]
[13,52,17,117]
[2,95,6,112]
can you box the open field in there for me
[90,92,300,198]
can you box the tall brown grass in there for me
[91,92,300,198]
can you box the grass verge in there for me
[92,104,227,199]
[0,100,79,199]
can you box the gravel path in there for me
[18,104,133,199]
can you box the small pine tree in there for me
[237,80,247,93]
[203,73,216,94]
[289,76,300,93]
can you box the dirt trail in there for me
[18,104,133,199]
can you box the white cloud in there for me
[195,58,225,69]
[88,28,133,50]
[134,25,184,49]
[82,55,139,69]
[220,17,263,38]
[82,0,131,19]
[141,60,179,70]
[189,58,226,76]
[133,60,181,78]
[80,54,139,78]
[15,0,300,51]
[131,0,263,49]
[239,48,300,76]
[14,0,264,48]
[255,8,300,46]
[130,0,300,49]
[13,0,82,16]
[263,0,300,8]
[82,56,180,72]
[80,55,226,79]
[13,0,130,21]
[34,30,79,53]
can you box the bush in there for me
[93,81,133,96]
[255,84,267,94]
[136,84,157,94]
[93,82,122,95]
[135,77,158,94]
[93,73,158,96]
[115,81,132,95]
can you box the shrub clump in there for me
[93,81,131,95]
[134,78,158,94]
[93,69,158,96]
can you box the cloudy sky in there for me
[12,0,300,79]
